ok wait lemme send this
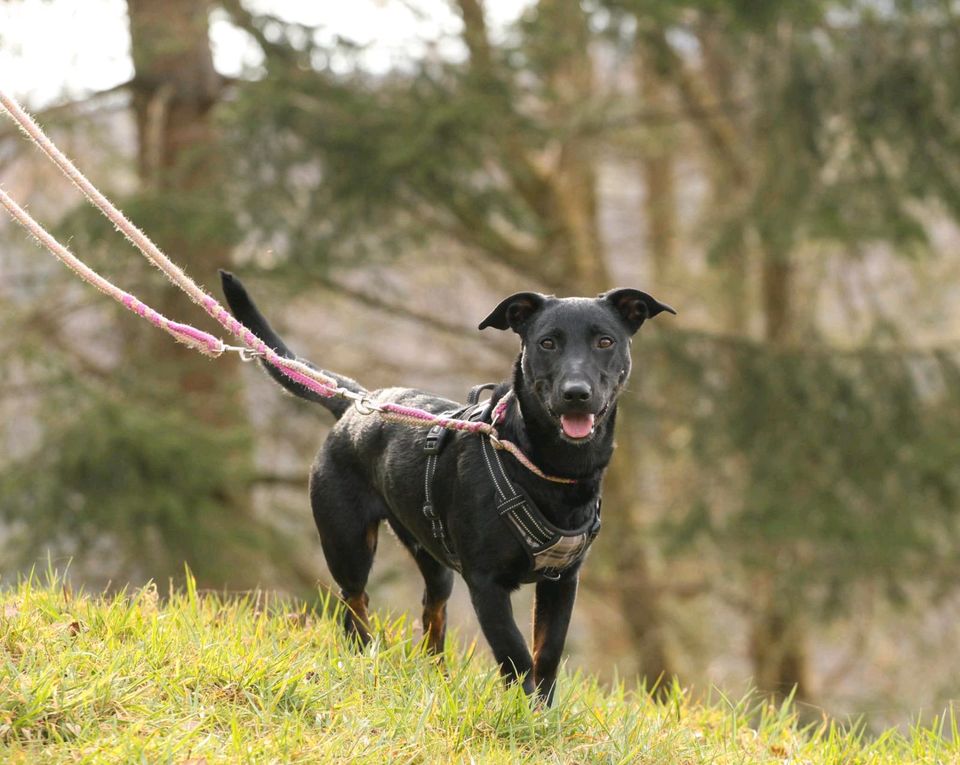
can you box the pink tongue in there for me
[560,413,595,439]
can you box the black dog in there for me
[220,272,674,705]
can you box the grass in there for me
[0,571,956,764]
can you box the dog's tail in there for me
[219,270,363,419]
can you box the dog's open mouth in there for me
[560,413,595,440]
[554,403,608,442]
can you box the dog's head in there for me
[479,289,675,443]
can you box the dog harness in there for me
[422,385,602,581]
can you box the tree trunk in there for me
[635,44,677,284]
[128,0,221,191]
[749,578,808,701]
[694,20,751,336]
[748,237,808,701]
[551,143,609,292]
[124,0,256,587]
[126,0,238,425]
[597,397,675,691]
[761,253,793,344]
[535,0,610,293]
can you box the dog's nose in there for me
[561,380,592,403]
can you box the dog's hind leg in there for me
[334,521,379,647]
[411,548,454,656]
[385,518,454,656]
[311,465,383,648]
[324,520,378,647]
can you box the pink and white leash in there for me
[0,89,574,485]
[0,89,343,399]
[0,187,227,356]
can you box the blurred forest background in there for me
[2,0,960,728]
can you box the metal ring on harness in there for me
[353,397,383,416]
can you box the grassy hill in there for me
[0,571,956,764]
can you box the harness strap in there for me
[422,407,472,569]
[482,437,554,547]
[467,382,497,406]
[480,435,600,581]
[423,448,460,568]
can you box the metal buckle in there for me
[423,426,444,455]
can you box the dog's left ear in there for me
[479,292,548,333]
[600,288,676,334]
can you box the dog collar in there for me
[487,389,584,485]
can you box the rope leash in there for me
[0,90,575,485]
[0,187,224,356]
[0,89,344,402]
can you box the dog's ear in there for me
[478,292,548,333]
[600,288,676,334]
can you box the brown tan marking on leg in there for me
[342,591,372,646]
[364,521,379,555]
[422,599,448,656]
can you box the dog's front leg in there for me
[532,572,579,706]
[466,576,535,694]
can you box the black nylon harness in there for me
[422,384,601,581]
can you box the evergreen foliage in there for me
[221,0,960,589]
[0,388,252,582]
[647,332,960,610]
[3,0,960,716]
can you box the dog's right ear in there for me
[478,292,547,333]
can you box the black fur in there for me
[219,270,674,705]
[220,272,364,418]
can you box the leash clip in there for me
[223,344,265,362]
[353,396,383,416]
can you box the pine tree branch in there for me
[249,267,474,340]
[218,0,301,66]
[251,472,306,489]
[638,25,750,188]
[453,0,557,226]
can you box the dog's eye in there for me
[597,336,615,349]
[539,338,557,350]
